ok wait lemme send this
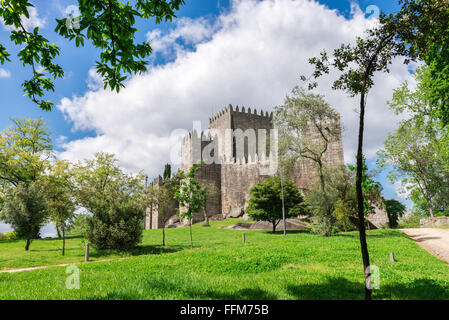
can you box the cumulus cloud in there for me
[1,6,46,31]
[0,68,11,78]
[147,17,215,60]
[57,0,413,178]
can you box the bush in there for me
[73,153,146,251]
[69,213,91,236]
[0,231,18,241]
[398,211,423,228]
[247,176,305,233]
[86,200,144,251]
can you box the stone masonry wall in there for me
[149,105,349,228]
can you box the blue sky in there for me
[0,0,411,235]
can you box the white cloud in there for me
[147,17,215,59]
[1,6,46,31]
[57,0,414,178]
[86,68,103,91]
[0,68,11,78]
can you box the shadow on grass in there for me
[286,277,449,300]
[261,230,311,235]
[30,248,79,253]
[86,244,185,259]
[93,277,278,300]
[335,231,410,240]
[37,235,84,241]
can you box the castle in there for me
[146,104,349,229]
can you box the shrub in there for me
[86,200,144,251]
[0,231,18,241]
[74,153,146,251]
[246,176,305,233]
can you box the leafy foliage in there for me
[274,86,341,178]
[73,153,146,251]
[378,67,449,218]
[274,86,340,235]
[174,165,208,248]
[0,181,48,250]
[0,118,53,187]
[45,160,76,255]
[246,176,304,233]
[0,0,186,110]
[0,231,18,241]
[304,0,449,298]
[0,0,64,110]
[384,199,407,228]
[174,166,208,221]
[306,163,382,235]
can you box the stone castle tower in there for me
[146,104,346,228]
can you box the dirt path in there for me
[0,258,114,274]
[401,228,449,264]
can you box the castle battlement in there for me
[209,104,273,125]
[147,103,346,230]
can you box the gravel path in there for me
[401,228,449,264]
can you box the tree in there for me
[145,171,180,246]
[155,185,174,247]
[274,86,341,236]
[246,176,304,233]
[347,157,384,222]
[0,181,48,250]
[0,0,186,110]
[391,0,449,126]
[163,164,172,182]
[73,152,146,251]
[378,67,448,218]
[304,0,449,299]
[45,160,76,255]
[384,199,406,228]
[378,123,440,218]
[173,165,207,248]
[306,161,382,234]
[0,118,53,187]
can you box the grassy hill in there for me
[0,219,448,300]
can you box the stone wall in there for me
[145,175,179,230]
[220,161,268,217]
[420,217,449,228]
[367,204,390,229]
[149,105,347,228]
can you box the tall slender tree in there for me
[305,0,449,299]
[274,86,341,236]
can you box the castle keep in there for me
[146,104,346,228]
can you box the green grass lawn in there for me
[0,219,448,300]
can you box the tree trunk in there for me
[272,221,276,234]
[62,227,66,256]
[25,237,31,251]
[25,228,32,251]
[189,218,193,249]
[426,194,434,218]
[356,92,372,300]
[56,223,62,239]
[162,226,166,247]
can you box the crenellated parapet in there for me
[209,104,273,126]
